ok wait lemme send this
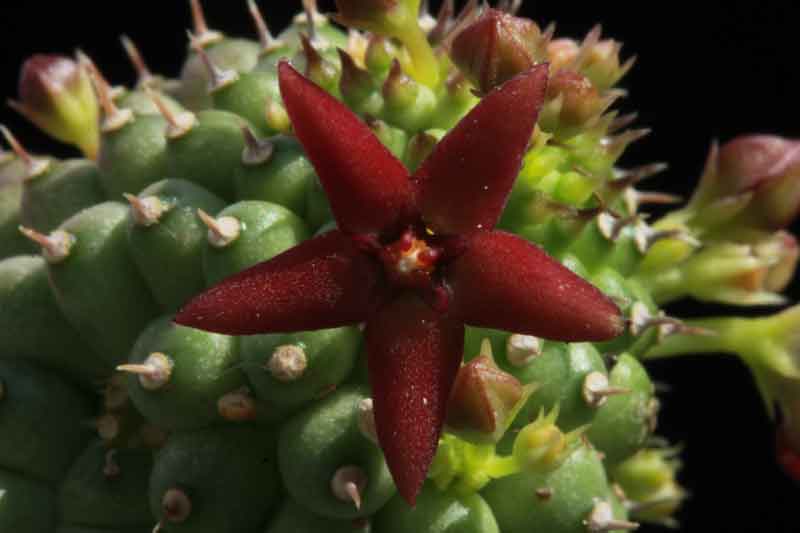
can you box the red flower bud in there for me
[446,347,531,444]
[451,8,545,94]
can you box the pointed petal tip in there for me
[414,64,550,235]
[278,58,415,235]
[366,296,464,509]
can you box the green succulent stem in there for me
[398,26,440,88]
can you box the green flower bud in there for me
[611,448,687,527]
[9,54,99,158]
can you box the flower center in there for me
[379,229,441,290]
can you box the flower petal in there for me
[366,295,464,505]
[413,64,549,235]
[447,230,624,340]
[175,230,384,335]
[278,61,416,236]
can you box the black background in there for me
[1,1,798,531]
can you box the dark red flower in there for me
[176,61,623,505]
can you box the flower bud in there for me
[578,31,634,92]
[639,236,793,307]
[450,8,545,94]
[539,70,611,138]
[694,135,800,230]
[611,448,687,526]
[546,38,580,72]
[511,405,584,473]
[10,54,99,158]
[445,341,533,444]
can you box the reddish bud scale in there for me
[450,8,543,94]
[446,354,524,436]
[18,55,82,110]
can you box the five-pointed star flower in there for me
[175,60,623,505]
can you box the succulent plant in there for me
[0,1,797,532]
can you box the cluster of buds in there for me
[638,233,799,307]
[449,8,630,141]
[646,305,800,481]
[639,135,800,306]
[611,447,687,527]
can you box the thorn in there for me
[267,344,307,382]
[0,378,5,402]
[331,466,367,510]
[197,209,241,247]
[633,221,701,254]
[584,499,640,532]
[582,371,629,408]
[619,54,637,81]
[603,128,651,159]
[596,211,636,241]
[247,0,284,54]
[123,193,171,226]
[152,522,163,533]
[608,112,638,134]
[145,86,197,139]
[188,31,239,93]
[103,449,121,479]
[120,35,154,87]
[79,51,133,132]
[357,398,379,444]
[189,0,223,47]
[0,125,50,179]
[241,126,274,166]
[535,487,554,501]
[18,226,74,263]
[428,0,454,45]
[506,334,542,367]
[117,352,173,390]
[217,386,258,421]
[302,0,319,42]
[623,188,683,214]
[571,24,603,71]
[610,162,669,189]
